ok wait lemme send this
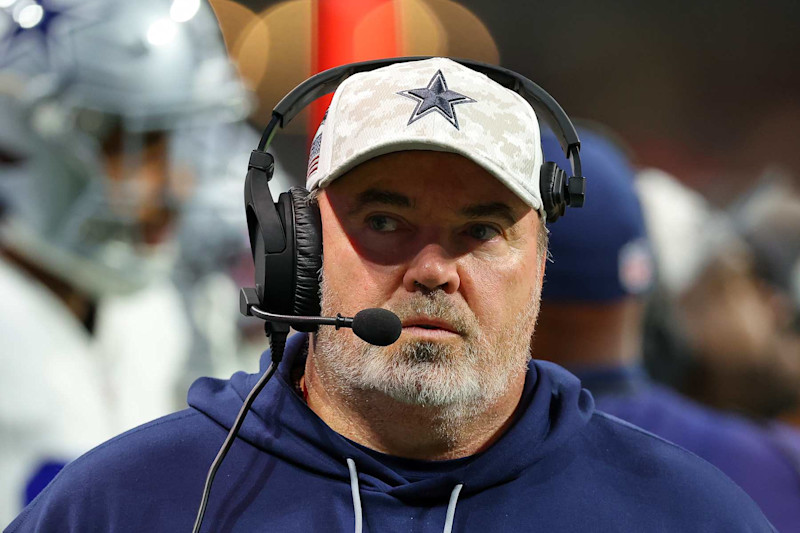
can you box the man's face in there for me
[103,130,192,246]
[313,150,546,411]
[680,253,800,415]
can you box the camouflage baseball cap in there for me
[306,57,545,216]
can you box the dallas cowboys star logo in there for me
[397,70,475,130]
[0,0,110,73]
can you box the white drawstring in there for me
[346,458,463,533]
[442,483,464,533]
[346,458,363,533]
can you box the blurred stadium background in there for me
[210,0,800,205]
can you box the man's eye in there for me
[367,215,399,232]
[467,224,501,241]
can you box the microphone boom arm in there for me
[240,287,353,329]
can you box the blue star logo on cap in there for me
[397,70,475,130]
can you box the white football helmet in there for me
[0,0,251,295]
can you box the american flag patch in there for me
[307,112,326,178]
[307,153,320,176]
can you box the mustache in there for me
[387,292,479,337]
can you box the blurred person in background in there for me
[0,0,249,522]
[533,126,800,532]
[639,170,800,424]
[0,77,115,526]
[732,177,800,427]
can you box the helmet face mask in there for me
[0,0,252,296]
[0,86,180,295]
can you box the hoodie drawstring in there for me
[347,458,363,533]
[345,458,464,533]
[443,483,463,533]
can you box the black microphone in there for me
[351,308,402,346]
[239,288,402,346]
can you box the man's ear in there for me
[537,248,547,288]
[536,223,549,288]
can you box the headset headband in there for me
[256,56,583,180]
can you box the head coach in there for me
[6,58,774,532]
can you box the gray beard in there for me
[312,279,541,420]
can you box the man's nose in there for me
[402,243,460,294]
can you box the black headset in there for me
[243,56,586,328]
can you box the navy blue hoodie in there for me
[7,334,775,532]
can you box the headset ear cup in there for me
[288,187,322,327]
[540,161,567,223]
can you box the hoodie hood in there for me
[188,333,594,503]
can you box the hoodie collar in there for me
[189,333,594,503]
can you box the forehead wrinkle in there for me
[460,202,520,227]
[347,188,416,216]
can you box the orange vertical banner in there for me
[310,0,399,136]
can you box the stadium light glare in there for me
[147,18,178,46]
[17,3,43,28]
[170,0,199,23]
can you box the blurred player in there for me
[533,126,800,532]
[639,170,800,420]
[732,177,800,424]
[0,0,249,522]
[0,76,117,526]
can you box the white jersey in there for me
[0,257,193,526]
[0,257,113,525]
[93,279,191,432]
